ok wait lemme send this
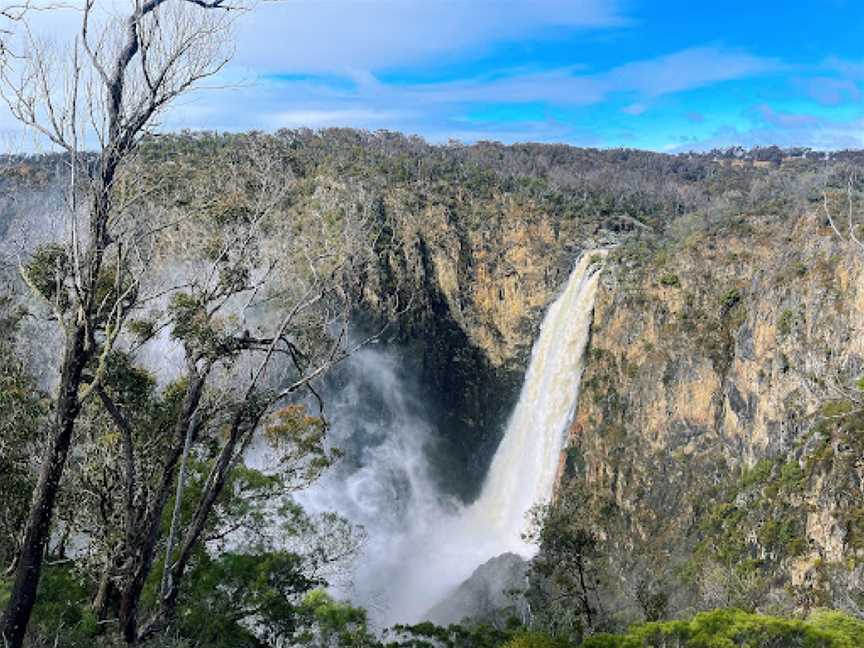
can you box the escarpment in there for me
[7,131,864,623]
[563,209,864,620]
[357,190,618,497]
[359,152,864,618]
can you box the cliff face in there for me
[10,134,863,620]
[300,136,864,619]
[358,187,618,498]
[565,209,864,620]
[366,163,864,618]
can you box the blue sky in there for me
[8,1,864,151]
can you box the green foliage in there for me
[500,631,572,648]
[0,300,47,566]
[780,461,804,490]
[581,608,864,648]
[384,620,514,648]
[102,351,157,408]
[128,317,157,340]
[690,452,815,606]
[658,273,680,288]
[265,404,334,482]
[174,551,316,648]
[719,287,741,311]
[740,459,774,489]
[635,578,669,622]
[14,565,100,647]
[819,400,855,418]
[778,309,795,337]
[24,243,70,306]
[523,485,600,643]
[168,291,232,359]
[294,590,376,647]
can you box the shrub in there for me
[659,273,680,288]
[778,309,795,336]
[501,632,572,648]
[581,608,864,648]
[720,287,741,311]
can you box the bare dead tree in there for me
[802,169,864,407]
[0,3,239,646]
[28,136,381,642]
[0,1,30,52]
[824,171,864,257]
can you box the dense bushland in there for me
[4,131,864,646]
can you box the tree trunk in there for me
[117,370,204,643]
[1,324,88,648]
[145,405,252,637]
[159,419,195,602]
[92,566,119,624]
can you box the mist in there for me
[292,346,460,624]
[291,252,604,626]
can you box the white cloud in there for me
[214,45,781,135]
[604,46,781,97]
[622,102,648,115]
[0,3,831,151]
[233,0,626,73]
[122,41,782,153]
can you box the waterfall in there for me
[459,249,606,556]
[293,250,606,625]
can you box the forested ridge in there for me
[2,128,864,647]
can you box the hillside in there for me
[3,130,864,646]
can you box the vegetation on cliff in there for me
[4,128,864,645]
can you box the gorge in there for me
[297,251,606,625]
[3,131,864,646]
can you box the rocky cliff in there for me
[359,185,618,497]
[350,144,864,621]
[565,204,864,622]
[8,133,862,623]
[258,134,864,619]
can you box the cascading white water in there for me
[460,249,607,556]
[294,251,606,625]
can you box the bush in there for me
[778,309,795,336]
[581,608,864,648]
[659,273,680,288]
[501,632,572,648]
[720,287,741,311]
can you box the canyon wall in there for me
[565,209,864,621]
[261,135,864,618]
[8,133,863,621]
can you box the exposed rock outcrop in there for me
[425,552,528,627]
[565,209,864,620]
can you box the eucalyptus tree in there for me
[1,4,385,640]
[79,135,377,642]
[0,2,242,645]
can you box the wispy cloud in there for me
[754,105,820,129]
[798,76,861,106]
[5,1,864,151]
[603,46,781,97]
[249,46,780,127]
[265,109,408,129]
[206,44,779,148]
[622,103,648,115]
[233,1,627,74]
